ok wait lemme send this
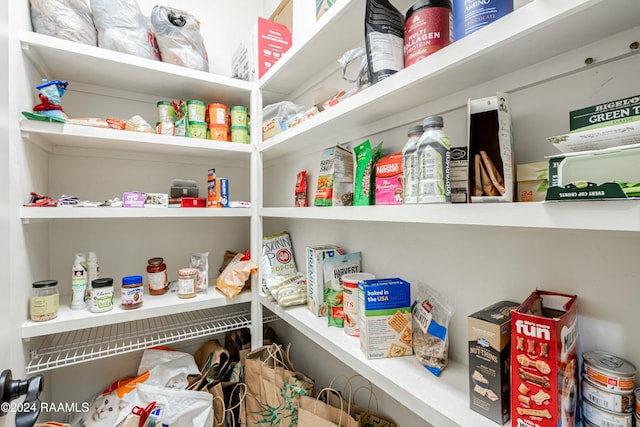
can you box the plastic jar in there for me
[157,101,176,123]
[188,121,208,139]
[230,126,249,143]
[90,278,114,313]
[209,124,229,141]
[186,100,207,122]
[404,0,453,67]
[121,275,144,309]
[147,257,168,295]
[208,103,228,126]
[230,106,248,127]
[30,280,59,322]
[177,268,198,299]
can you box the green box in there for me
[570,94,640,132]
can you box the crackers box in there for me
[358,278,412,360]
[468,300,519,425]
[517,162,548,202]
[306,245,344,316]
[511,291,578,427]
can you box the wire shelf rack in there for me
[25,305,273,374]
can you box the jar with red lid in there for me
[147,257,168,295]
[177,268,197,299]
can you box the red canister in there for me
[404,0,453,67]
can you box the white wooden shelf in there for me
[20,119,252,159]
[22,289,253,339]
[20,31,253,105]
[260,201,640,232]
[20,206,251,222]
[258,0,640,160]
[261,297,499,427]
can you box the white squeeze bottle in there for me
[402,124,424,204]
[417,115,451,203]
[86,251,99,301]
[71,253,88,310]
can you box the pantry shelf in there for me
[258,0,640,161]
[20,206,252,222]
[260,297,496,427]
[25,303,281,374]
[260,202,640,232]
[22,289,253,339]
[20,119,253,159]
[19,31,253,105]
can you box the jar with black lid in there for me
[90,277,114,313]
[30,280,59,322]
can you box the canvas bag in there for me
[244,343,314,427]
[298,388,359,427]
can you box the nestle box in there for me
[358,278,412,360]
[468,300,519,425]
[511,291,579,427]
[517,162,548,202]
[306,245,344,316]
[232,17,292,81]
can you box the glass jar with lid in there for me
[90,277,114,313]
[147,257,168,295]
[30,280,59,322]
[177,268,197,299]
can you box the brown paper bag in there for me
[209,381,247,427]
[298,389,359,427]
[244,344,314,427]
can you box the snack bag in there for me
[262,232,298,294]
[216,250,257,299]
[314,145,354,207]
[295,170,308,207]
[323,252,361,328]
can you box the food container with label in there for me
[121,275,144,309]
[188,121,207,139]
[90,278,114,313]
[341,272,375,337]
[583,351,637,393]
[178,268,198,299]
[208,103,228,126]
[157,101,177,123]
[230,126,249,143]
[30,280,59,322]
[147,257,168,295]
[230,106,248,127]
[187,99,206,122]
[209,124,228,141]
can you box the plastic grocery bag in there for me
[150,6,209,72]
[30,0,97,46]
[90,0,160,61]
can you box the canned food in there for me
[582,398,633,427]
[583,351,636,392]
[581,377,634,413]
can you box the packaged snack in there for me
[375,152,403,205]
[189,252,209,294]
[307,245,344,317]
[323,252,361,327]
[262,232,297,294]
[354,140,383,205]
[314,144,354,207]
[412,283,454,376]
[295,170,308,207]
[216,250,256,299]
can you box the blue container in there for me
[453,0,514,41]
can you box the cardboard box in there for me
[467,92,514,203]
[123,191,146,208]
[546,143,640,201]
[232,17,292,81]
[181,197,206,208]
[517,162,548,202]
[511,291,578,427]
[570,94,640,132]
[374,152,403,205]
[316,0,338,20]
[306,245,344,316]
[468,300,519,425]
[450,146,469,203]
[269,0,293,34]
[358,278,412,360]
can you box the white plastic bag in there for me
[137,348,200,390]
[126,383,214,427]
[150,6,209,72]
[90,0,160,61]
[30,0,97,46]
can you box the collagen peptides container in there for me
[404,0,453,67]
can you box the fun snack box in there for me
[358,277,412,360]
[510,290,578,427]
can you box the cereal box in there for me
[511,290,578,427]
[468,300,519,424]
[358,278,412,360]
[306,245,344,317]
[375,152,403,205]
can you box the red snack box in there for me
[181,197,206,208]
[510,290,578,427]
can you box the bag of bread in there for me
[412,283,454,376]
